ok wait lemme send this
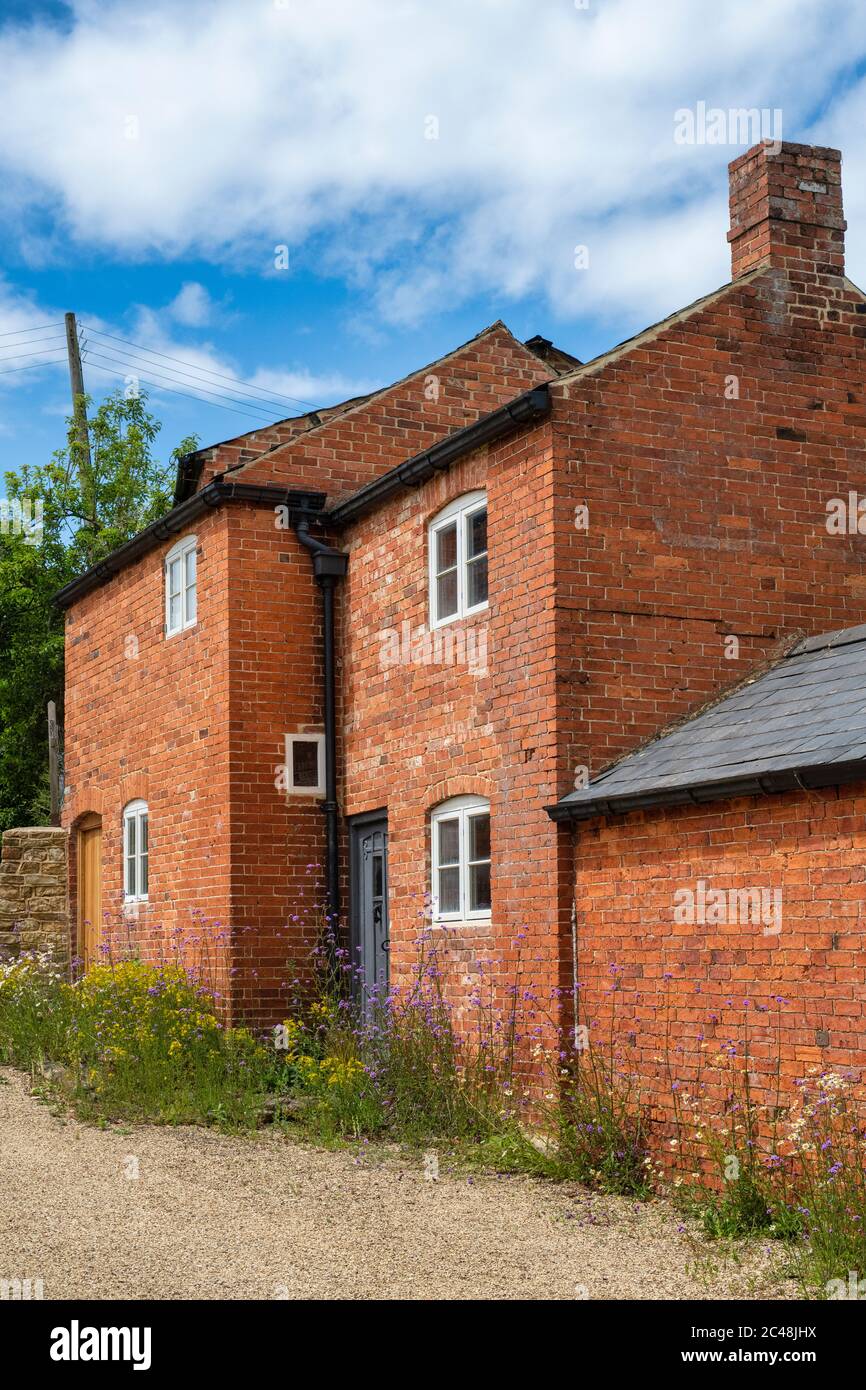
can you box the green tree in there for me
[0,390,197,830]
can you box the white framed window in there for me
[430,795,491,922]
[165,535,197,637]
[123,800,149,903]
[428,491,488,627]
[284,734,325,796]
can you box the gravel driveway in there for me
[0,1067,792,1301]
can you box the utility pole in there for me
[47,701,60,827]
[64,312,92,473]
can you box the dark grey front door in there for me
[349,812,389,1010]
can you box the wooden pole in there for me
[64,312,91,473]
[47,701,60,827]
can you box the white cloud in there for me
[814,80,866,293]
[248,366,375,407]
[1,0,865,330]
[0,280,373,418]
[76,299,375,416]
[0,278,67,391]
[168,282,218,329]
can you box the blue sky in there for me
[2,0,866,485]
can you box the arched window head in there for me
[430,795,491,922]
[122,800,149,903]
[165,535,197,637]
[428,492,488,627]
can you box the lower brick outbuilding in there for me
[549,624,866,1136]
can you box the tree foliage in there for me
[0,390,197,830]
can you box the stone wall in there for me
[0,827,69,966]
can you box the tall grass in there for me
[0,950,282,1128]
[281,928,652,1195]
[649,992,866,1296]
[555,1046,652,1195]
[772,1069,866,1295]
[0,950,72,1066]
[280,927,532,1145]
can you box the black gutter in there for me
[545,757,866,823]
[327,384,551,527]
[293,517,349,931]
[53,482,326,609]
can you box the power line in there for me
[82,324,316,411]
[82,357,284,424]
[0,336,282,426]
[0,321,64,340]
[0,339,67,363]
[0,332,66,347]
[79,323,318,412]
[0,354,67,376]
[82,350,282,423]
[80,338,288,418]
[0,313,321,429]
[85,359,281,425]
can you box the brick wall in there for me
[550,156,866,793]
[220,323,551,499]
[61,506,234,1003]
[225,506,330,1025]
[341,440,498,1016]
[570,782,866,1141]
[341,418,567,1041]
[0,828,69,965]
[546,141,866,1055]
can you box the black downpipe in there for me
[294,517,348,933]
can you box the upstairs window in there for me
[428,492,488,627]
[123,800,149,903]
[165,535,197,637]
[431,795,491,922]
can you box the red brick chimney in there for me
[727,140,845,280]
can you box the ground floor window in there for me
[123,800,149,902]
[430,795,491,922]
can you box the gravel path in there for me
[0,1067,792,1301]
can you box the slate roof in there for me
[548,624,866,822]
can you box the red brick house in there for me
[58,140,866,1101]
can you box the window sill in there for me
[429,603,489,633]
[431,915,492,929]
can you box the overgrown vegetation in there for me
[0,951,279,1127]
[662,996,866,1296]
[1,926,865,1299]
